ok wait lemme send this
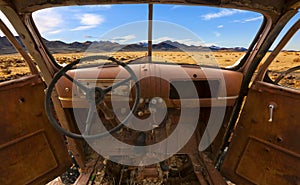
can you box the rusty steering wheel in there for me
[45,55,140,139]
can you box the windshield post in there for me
[0,18,38,74]
[148,4,153,60]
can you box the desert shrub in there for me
[293,57,300,63]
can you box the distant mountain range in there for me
[0,36,248,54]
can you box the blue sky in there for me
[29,4,296,49]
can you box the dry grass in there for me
[0,51,299,89]
[0,54,31,82]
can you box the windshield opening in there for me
[32,4,263,68]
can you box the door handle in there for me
[268,103,275,122]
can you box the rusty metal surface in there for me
[221,81,300,185]
[0,75,71,185]
[189,154,227,185]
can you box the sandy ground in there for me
[0,51,299,88]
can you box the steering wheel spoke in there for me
[83,104,96,135]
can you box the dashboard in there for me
[55,63,243,109]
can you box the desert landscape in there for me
[0,51,299,89]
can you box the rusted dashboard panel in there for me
[55,63,243,108]
[169,80,220,99]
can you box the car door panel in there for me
[0,75,71,185]
[221,81,300,184]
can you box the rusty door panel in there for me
[221,81,300,185]
[0,75,71,185]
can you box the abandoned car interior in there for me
[0,0,299,184]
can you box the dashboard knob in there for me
[138,111,144,117]
[151,98,157,105]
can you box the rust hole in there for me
[276,136,283,142]
[18,97,25,103]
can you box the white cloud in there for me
[243,16,263,22]
[80,14,104,26]
[33,9,63,34]
[71,13,104,31]
[71,25,95,31]
[217,25,224,28]
[48,30,62,34]
[201,9,244,20]
[112,34,136,43]
[233,16,263,23]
